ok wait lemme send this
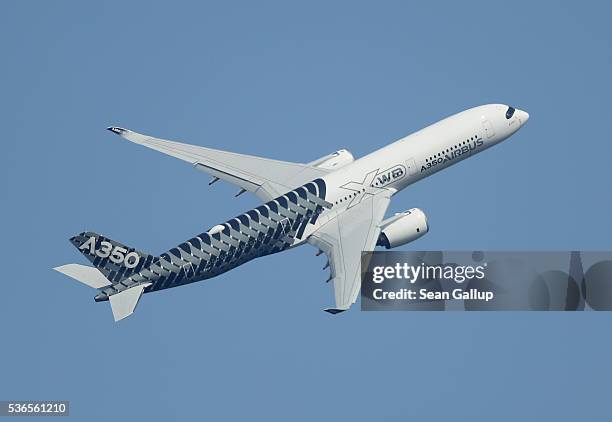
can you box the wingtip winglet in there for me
[324,308,347,315]
[107,126,129,136]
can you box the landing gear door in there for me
[482,119,495,139]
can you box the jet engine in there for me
[307,149,354,170]
[376,208,429,249]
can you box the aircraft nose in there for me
[517,109,530,126]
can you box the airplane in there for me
[54,104,529,321]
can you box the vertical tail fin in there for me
[70,232,157,284]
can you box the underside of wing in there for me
[308,190,392,313]
[107,127,330,201]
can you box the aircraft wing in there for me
[308,189,392,313]
[107,127,330,201]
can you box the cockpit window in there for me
[505,106,515,119]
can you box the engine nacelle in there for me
[376,208,429,249]
[307,149,354,170]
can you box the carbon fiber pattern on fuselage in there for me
[98,179,331,298]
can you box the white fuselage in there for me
[299,104,529,242]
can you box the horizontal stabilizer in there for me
[54,264,112,289]
[109,283,151,322]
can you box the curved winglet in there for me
[324,308,348,315]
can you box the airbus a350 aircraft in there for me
[55,104,529,321]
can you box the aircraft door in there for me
[482,119,495,139]
[405,158,418,176]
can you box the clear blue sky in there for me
[1,1,611,420]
